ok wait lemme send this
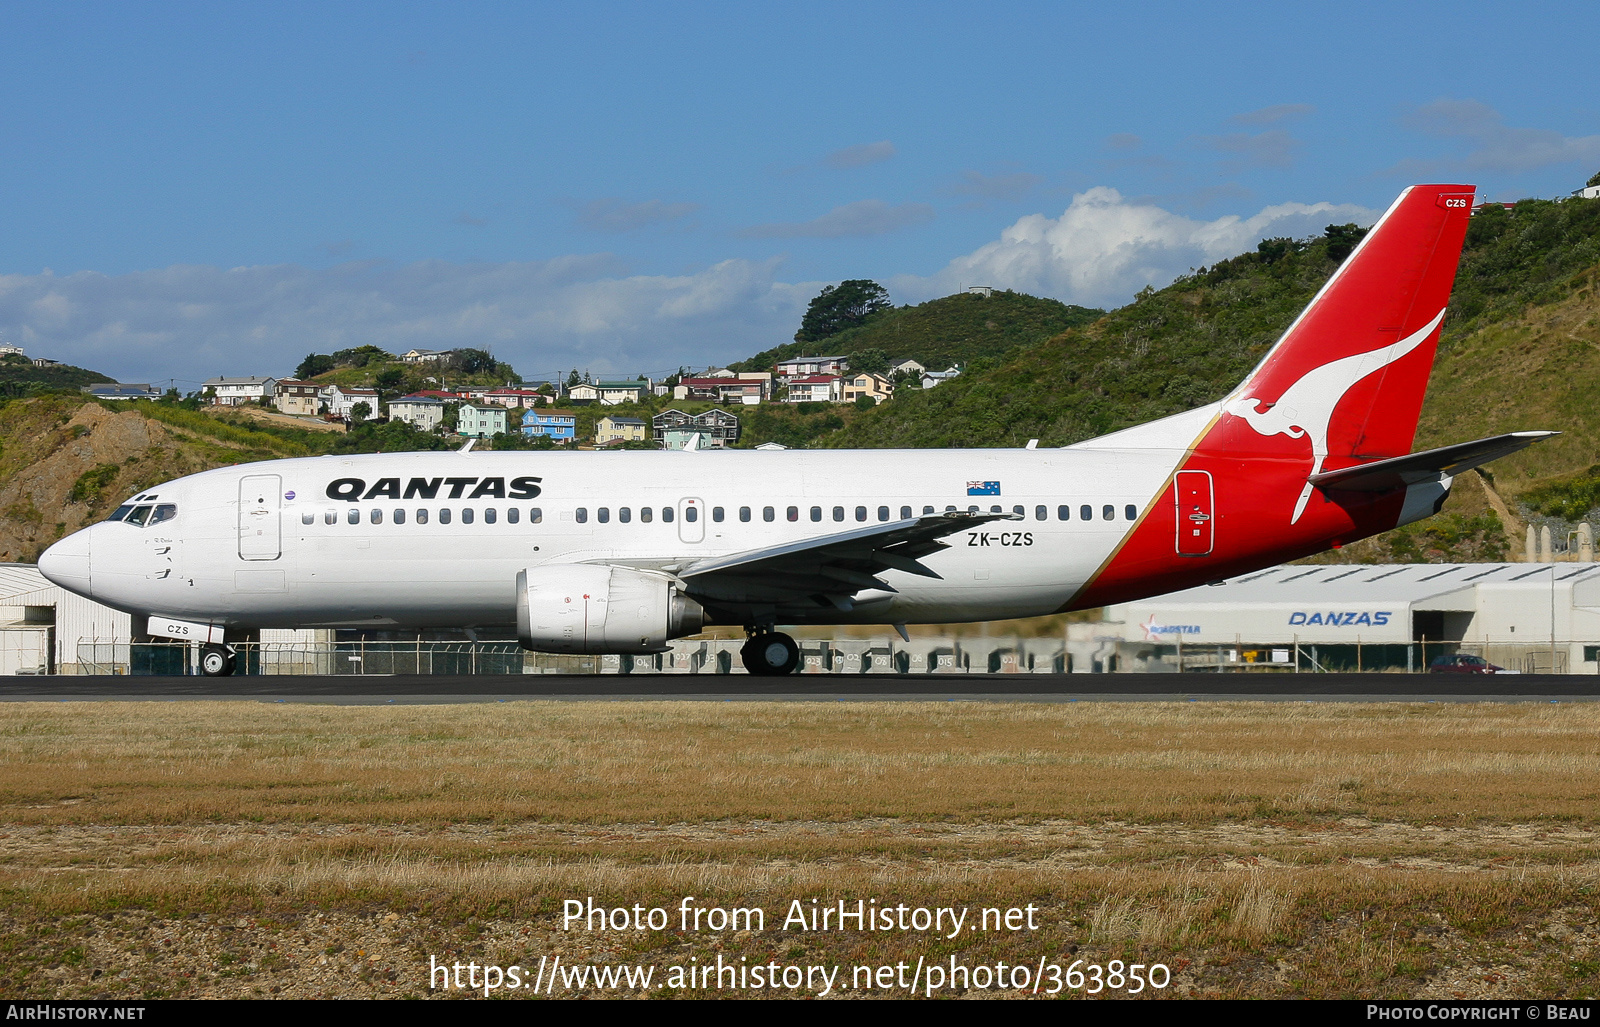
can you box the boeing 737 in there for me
[37,184,1554,676]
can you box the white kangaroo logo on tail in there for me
[1225,308,1445,524]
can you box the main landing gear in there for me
[740,629,799,676]
[200,644,237,677]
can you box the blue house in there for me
[523,408,578,443]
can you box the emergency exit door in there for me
[1174,470,1214,556]
[238,475,282,560]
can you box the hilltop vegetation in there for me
[730,289,1102,376]
[0,354,119,398]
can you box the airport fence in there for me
[59,636,1600,675]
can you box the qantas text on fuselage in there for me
[36,184,1555,675]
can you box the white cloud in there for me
[740,199,935,239]
[1401,99,1600,174]
[824,141,896,169]
[892,187,1378,309]
[574,197,701,232]
[1229,103,1315,126]
[0,256,812,385]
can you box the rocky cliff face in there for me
[0,400,209,562]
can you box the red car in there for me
[1428,654,1508,674]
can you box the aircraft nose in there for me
[38,529,92,597]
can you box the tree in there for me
[795,280,890,344]
[451,348,496,375]
[330,345,393,368]
[296,353,335,379]
[1589,169,1600,188]
[1323,223,1367,264]
[350,401,371,422]
[373,368,406,412]
[847,348,888,375]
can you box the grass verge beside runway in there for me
[0,701,1597,999]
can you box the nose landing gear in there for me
[200,644,236,677]
[740,629,799,676]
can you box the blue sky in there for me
[2,1,1597,386]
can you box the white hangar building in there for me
[1108,563,1600,674]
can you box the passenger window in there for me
[787,506,798,522]
[576,507,588,524]
[924,506,935,515]
[763,506,775,522]
[126,506,153,526]
[739,506,751,522]
[712,507,724,522]
[462,508,475,524]
[685,506,698,523]
[598,507,609,524]
[968,505,979,514]
[507,508,519,524]
[641,507,652,523]
[394,508,406,525]
[347,508,360,525]
[439,508,452,524]
[833,506,845,521]
[484,508,496,524]
[1080,505,1092,521]
[1125,504,1137,520]
[810,506,822,522]
[417,508,429,524]
[662,507,674,523]
[325,510,336,525]
[991,505,1002,514]
[302,512,314,525]
[529,508,542,523]
[1102,505,1114,521]
[619,507,631,523]
[878,506,890,521]
[945,505,956,512]
[1058,506,1070,520]
[855,506,867,522]
[371,509,383,524]
[1012,505,1024,517]
[1036,505,1047,521]
[900,506,912,519]
[150,505,177,525]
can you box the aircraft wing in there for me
[677,511,1020,610]
[1308,431,1558,493]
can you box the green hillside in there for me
[730,290,1103,375]
[0,354,121,397]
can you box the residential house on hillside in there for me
[388,395,447,432]
[482,388,544,409]
[82,383,161,400]
[523,409,577,443]
[596,381,647,405]
[0,342,24,358]
[321,385,379,421]
[203,376,277,406]
[784,375,841,403]
[31,358,61,368]
[456,402,508,438]
[652,408,739,448]
[775,355,848,381]
[673,374,769,404]
[921,366,962,389]
[401,348,452,364]
[566,383,599,405]
[596,416,649,445]
[273,380,322,416]
[887,357,925,377]
[842,371,893,404]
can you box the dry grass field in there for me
[1,700,1597,1000]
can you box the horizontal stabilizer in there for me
[1308,431,1558,493]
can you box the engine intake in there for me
[516,565,704,654]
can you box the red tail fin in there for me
[1206,184,1475,519]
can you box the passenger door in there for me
[238,475,282,560]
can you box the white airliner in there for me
[38,184,1553,676]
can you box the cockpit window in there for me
[149,504,177,525]
[125,505,154,526]
[106,505,134,523]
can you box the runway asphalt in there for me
[1,672,1597,703]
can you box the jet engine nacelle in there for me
[516,565,704,654]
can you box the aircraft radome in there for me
[38,184,1554,676]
